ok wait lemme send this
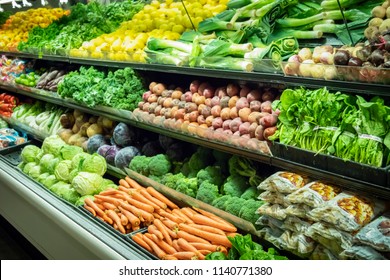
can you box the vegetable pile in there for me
[0,93,19,118]
[18,1,144,54]
[18,135,114,205]
[57,66,145,110]
[15,72,39,87]
[36,67,71,92]
[0,8,68,52]
[272,87,390,167]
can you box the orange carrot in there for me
[142,234,166,259]
[160,221,177,239]
[118,206,141,228]
[99,189,119,196]
[146,187,179,209]
[125,176,145,190]
[189,243,219,252]
[131,191,161,210]
[118,200,154,223]
[94,195,121,206]
[154,219,172,245]
[132,226,140,231]
[173,252,198,260]
[118,185,132,192]
[179,223,231,248]
[161,255,178,260]
[148,225,164,240]
[146,233,177,255]
[119,179,131,189]
[132,233,152,253]
[226,232,240,238]
[107,210,126,234]
[120,213,128,226]
[125,196,155,213]
[198,249,212,256]
[140,189,167,209]
[84,205,96,216]
[85,198,105,217]
[177,230,210,244]
[161,218,179,231]
[193,207,237,232]
[177,238,205,260]
[191,214,237,232]
[172,239,182,252]
[102,202,117,211]
[157,209,185,224]
[187,224,226,236]
[172,209,193,224]
[182,207,199,217]
[152,212,161,219]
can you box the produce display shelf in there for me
[2,51,390,97]
[0,157,152,260]
[2,82,389,199]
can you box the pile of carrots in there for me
[83,176,239,260]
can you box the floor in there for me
[0,215,46,260]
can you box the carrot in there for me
[125,176,145,190]
[118,206,140,228]
[125,196,155,213]
[142,234,166,259]
[140,189,167,209]
[85,198,105,217]
[120,213,129,226]
[172,209,193,224]
[154,219,172,245]
[173,252,198,260]
[126,223,132,230]
[187,224,226,236]
[157,209,185,224]
[152,212,161,219]
[146,233,177,255]
[94,195,121,206]
[189,243,219,252]
[198,249,212,256]
[160,221,177,239]
[118,185,132,192]
[161,255,178,260]
[177,238,205,260]
[177,230,210,244]
[99,189,119,196]
[96,216,105,223]
[193,207,237,232]
[161,218,179,231]
[182,207,199,217]
[94,202,106,211]
[119,179,131,189]
[84,205,96,216]
[102,202,117,211]
[148,225,164,240]
[132,226,140,231]
[131,191,161,210]
[172,239,182,252]
[118,200,154,223]
[146,187,179,209]
[107,210,126,234]
[226,232,240,238]
[191,214,237,232]
[132,233,152,253]
[179,223,231,248]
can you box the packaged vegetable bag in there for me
[258,171,310,193]
[257,202,287,220]
[284,203,313,219]
[340,245,388,260]
[279,230,316,257]
[307,192,386,232]
[310,244,338,260]
[259,190,289,206]
[283,216,313,233]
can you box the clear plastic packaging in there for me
[258,190,289,206]
[279,230,316,256]
[285,204,313,219]
[257,226,284,249]
[258,171,310,193]
[255,215,285,230]
[283,216,313,233]
[340,245,388,260]
[257,203,287,220]
[310,244,338,260]
[286,181,342,208]
[307,192,386,232]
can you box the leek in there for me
[321,0,366,10]
[198,57,254,72]
[203,39,253,58]
[146,38,192,54]
[144,48,188,67]
[215,30,246,44]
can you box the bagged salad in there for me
[285,203,313,219]
[259,190,289,206]
[257,202,287,220]
[283,216,313,233]
[340,245,387,260]
[279,230,316,256]
[310,244,338,260]
[258,171,310,193]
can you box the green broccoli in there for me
[180,161,192,177]
[160,172,186,190]
[148,154,171,177]
[196,165,225,187]
[212,194,232,211]
[225,197,247,217]
[228,155,257,178]
[238,199,265,225]
[196,181,220,205]
[240,186,260,200]
[176,177,198,198]
[212,149,231,174]
[149,175,163,183]
[188,147,214,174]
[221,174,249,197]
[129,155,151,176]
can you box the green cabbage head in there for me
[71,152,91,170]
[60,145,83,160]
[28,165,42,179]
[42,174,58,188]
[72,172,104,196]
[81,153,107,176]
[37,172,50,183]
[41,135,66,157]
[21,145,41,163]
[54,160,73,182]
[75,195,95,207]
[50,181,81,204]
[23,162,37,175]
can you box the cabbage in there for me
[75,195,95,207]
[72,172,104,196]
[35,150,45,164]
[41,135,66,157]
[68,169,79,183]
[98,144,121,166]
[50,181,80,204]
[60,145,83,160]
[28,165,42,179]
[18,161,26,170]
[114,146,141,169]
[39,154,55,173]
[42,174,58,188]
[23,162,37,174]
[71,152,91,170]
[21,145,41,163]
[96,178,118,194]
[87,134,109,154]
[81,153,107,176]
[113,122,137,147]
[54,160,73,182]
[37,172,50,183]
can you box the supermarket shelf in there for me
[2,51,390,96]
[0,158,151,260]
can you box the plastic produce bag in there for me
[257,226,284,249]
[285,204,313,219]
[258,171,310,193]
[286,181,342,208]
[258,190,289,206]
[354,212,390,252]
[307,192,386,232]
[283,216,313,233]
[306,222,355,257]
[279,230,316,256]
[257,203,287,220]
[340,245,387,260]
[310,244,338,260]
[0,128,27,148]
[255,215,285,230]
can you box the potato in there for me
[57,128,73,144]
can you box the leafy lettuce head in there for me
[72,172,104,196]
[81,153,107,176]
[28,164,42,179]
[50,181,81,204]
[37,172,50,183]
[54,160,73,182]
[42,174,58,189]
[21,145,41,163]
[23,162,37,174]
[42,135,66,157]
[60,145,83,160]
[71,152,91,170]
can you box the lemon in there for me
[172,24,185,34]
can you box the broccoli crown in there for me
[240,186,260,200]
[224,197,247,217]
[161,172,186,190]
[222,174,249,197]
[228,155,257,178]
[238,199,265,225]
[176,177,198,198]
[128,155,151,176]
[212,194,232,211]
[148,154,171,176]
[196,165,225,187]
[148,175,162,183]
[196,181,220,205]
[188,148,214,174]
